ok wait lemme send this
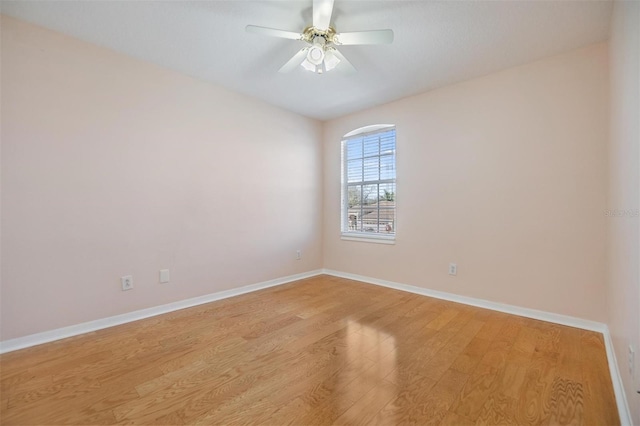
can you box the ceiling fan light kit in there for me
[307,36,326,65]
[323,49,340,71]
[246,0,393,75]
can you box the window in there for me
[341,126,396,242]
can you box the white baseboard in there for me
[322,269,606,331]
[602,326,634,426]
[0,269,323,354]
[321,268,632,425]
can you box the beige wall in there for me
[608,1,640,423]
[0,16,323,341]
[323,44,610,323]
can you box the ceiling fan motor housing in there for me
[303,26,336,43]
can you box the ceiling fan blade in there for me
[335,29,394,45]
[245,25,302,40]
[313,0,335,30]
[331,49,356,74]
[278,48,309,73]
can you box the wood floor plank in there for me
[294,352,378,420]
[375,368,467,426]
[546,376,585,425]
[333,379,398,425]
[418,318,484,382]
[475,392,518,425]
[0,275,619,425]
[515,351,558,425]
[451,335,512,421]
[262,397,310,426]
[439,410,475,425]
[451,335,493,375]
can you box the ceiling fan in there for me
[246,0,394,74]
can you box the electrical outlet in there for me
[629,344,635,376]
[449,263,457,276]
[121,275,133,291]
[159,269,170,284]
[296,249,302,260]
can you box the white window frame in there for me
[341,125,396,244]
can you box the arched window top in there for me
[343,124,394,139]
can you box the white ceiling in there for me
[1,0,613,121]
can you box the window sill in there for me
[340,233,396,245]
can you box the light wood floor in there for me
[0,275,619,425]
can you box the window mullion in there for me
[358,179,395,185]
[344,142,349,231]
[359,185,363,231]
[376,183,380,233]
[360,139,364,231]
